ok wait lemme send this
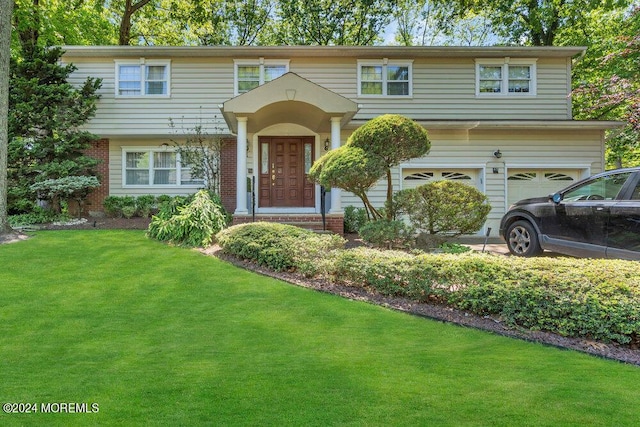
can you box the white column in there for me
[329,117,342,213]
[235,117,248,214]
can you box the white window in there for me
[358,59,412,97]
[234,59,289,95]
[123,148,203,187]
[115,60,170,96]
[475,58,537,96]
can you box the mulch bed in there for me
[6,217,640,366]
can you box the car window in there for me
[631,181,640,200]
[563,172,631,201]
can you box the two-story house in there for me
[62,45,620,235]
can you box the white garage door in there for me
[402,169,480,191]
[507,169,579,205]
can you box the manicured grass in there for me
[1,230,639,426]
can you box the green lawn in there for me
[1,230,639,426]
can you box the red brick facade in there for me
[83,138,110,215]
[220,138,237,213]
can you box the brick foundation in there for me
[233,214,344,235]
[83,138,110,215]
[220,138,237,213]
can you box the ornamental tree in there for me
[308,145,386,220]
[347,114,431,219]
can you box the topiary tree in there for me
[347,114,431,219]
[395,180,491,248]
[30,175,100,217]
[308,145,387,219]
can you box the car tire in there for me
[506,220,543,257]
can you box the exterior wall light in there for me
[493,149,502,159]
[324,138,330,151]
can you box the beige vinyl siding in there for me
[65,55,574,137]
[352,58,571,121]
[67,57,235,136]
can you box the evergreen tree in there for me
[8,46,102,213]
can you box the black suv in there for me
[499,167,640,260]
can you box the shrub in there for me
[216,222,345,274]
[8,207,60,227]
[147,190,228,247]
[343,206,368,233]
[103,196,123,217]
[330,248,640,345]
[136,195,157,218]
[30,175,100,216]
[358,219,414,249]
[395,180,491,247]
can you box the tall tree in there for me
[0,0,14,235]
[444,0,631,46]
[12,0,116,55]
[8,47,102,213]
[117,0,154,45]
[273,0,396,45]
[571,5,640,167]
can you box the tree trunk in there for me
[119,0,154,45]
[0,0,15,234]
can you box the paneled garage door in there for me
[507,169,579,205]
[402,169,480,191]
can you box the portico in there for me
[221,73,358,226]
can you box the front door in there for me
[258,136,315,208]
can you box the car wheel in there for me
[506,220,543,257]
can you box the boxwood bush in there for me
[331,248,640,345]
[216,222,346,275]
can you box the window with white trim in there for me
[475,59,536,96]
[115,60,170,96]
[358,59,412,97]
[234,59,289,94]
[123,148,203,187]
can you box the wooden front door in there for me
[258,136,315,208]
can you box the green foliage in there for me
[358,219,414,249]
[347,114,431,220]
[331,248,640,345]
[311,114,430,220]
[439,242,472,254]
[30,175,100,215]
[7,46,101,214]
[8,207,61,227]
[309,145,386,219]
[216,222,346,274]
[343,206,368,233]
[395,180,491,246]
[274,0,394,45]
[147,190,228,247]
[136,195,157,218]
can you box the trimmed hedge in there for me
[332,248,640,345]
[216,222,346,275]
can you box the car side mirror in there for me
[551,193,562,204]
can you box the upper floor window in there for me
[115,60,170,97]
[358,59,412,97]
[475,59,536,96]
[123,148,203,187]
[234,59,289,95]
